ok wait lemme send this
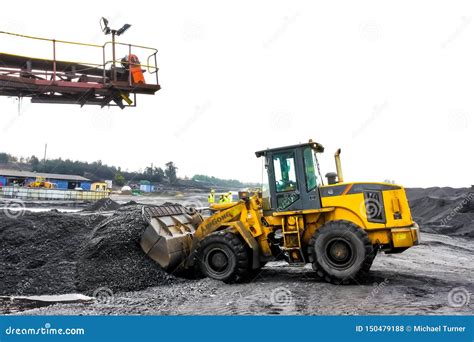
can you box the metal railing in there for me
[0,186,109,201]
[0,30,159,88]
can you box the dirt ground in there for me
[0,187,472,315]
[2,232,471,316]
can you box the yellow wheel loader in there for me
[140,140,420,284]
[27,176,57,189]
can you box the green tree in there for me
[154,167,165,181]
[145,166,153,176]
[114,173,126,186]
[0,153,9,163]
[165,161,178,184]
[30,155,40,169]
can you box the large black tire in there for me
[307,220,375,285]
[195,231,249,283]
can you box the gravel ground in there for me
[4,233,472,316]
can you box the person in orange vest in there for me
[127,54,145,84]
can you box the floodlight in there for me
[117,24,131,36]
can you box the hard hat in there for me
[211,189,215,193]
[228,191,232,194]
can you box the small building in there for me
[0,169,91,190]
[139,180,154,193]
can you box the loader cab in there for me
[255,140,324,215]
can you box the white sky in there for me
[0,0,472,187]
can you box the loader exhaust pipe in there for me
[334,148,344,183]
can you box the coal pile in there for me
[0,211,97,296]
[0,203,175,296]
[406,187,474,238]
[76,205,175,294]
[83,198,120,212]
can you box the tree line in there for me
[0,153,254,188]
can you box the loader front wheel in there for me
[196,231,249,283]
[307,221,375,285]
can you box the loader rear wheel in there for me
[196,231,249,283]
[307,221,375,285]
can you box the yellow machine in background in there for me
[91,182,109,192]
[141,140,419,285]
[27,176,57,189]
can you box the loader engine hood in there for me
[320,182,414,228]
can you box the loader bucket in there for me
[140,204,203,271]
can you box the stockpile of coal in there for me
[406,187,474,238]
[76,205,175,294]
[0,203,175,296]
[0,211,97,296]
[83,198,121,212]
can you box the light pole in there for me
[100,17,131,82]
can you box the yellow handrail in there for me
[0,30,103,48]
[0,30,158,53]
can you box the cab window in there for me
[273,152,298,193]
[303,147,318,191]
